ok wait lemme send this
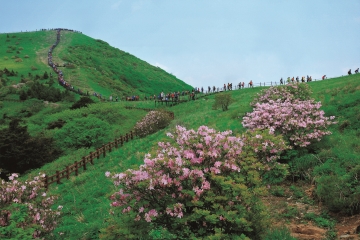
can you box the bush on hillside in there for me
[252,83,312,105]
[134,110,172,138]
[212,92,233,111]
[0,119,62,178]
[0,173,62,239]
[70,96,95,110]
[242,99,336,147]
[242,84,336,148]
[55,117,111,149]
[106,126,289,239]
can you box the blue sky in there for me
[1,0,359,88]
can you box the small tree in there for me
[212,92,233,111]
[43,71,49,79]
[19,90,27,101]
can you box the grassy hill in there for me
[0,30,192,99]
[1,30,360,239]
[8,74,356,239]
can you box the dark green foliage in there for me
[43,71,49,79]
[19,90,27,101]
[26,81,64,102]
[212,92,233,111]
[55,117,111,149]
[70,96,95,109]
[0,119,61,179]
[47,119,66,129]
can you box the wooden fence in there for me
[43,107,175,190]
[43,131,134,190]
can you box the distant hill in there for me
[0,29,192,98]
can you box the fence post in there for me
[96,148,100,159]
[115,138,118,148]
[103,145,106,157]
[130,131,133,140]
[120,136,124,146]
[44,175,48,190]
[66,166,70,179]
[125,133,129,142]
[74,161,78,176]
[82,157,87,170]
[56,171,61,184]
[109,143,112,152]
[89,153,94,165]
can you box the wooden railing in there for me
[44,131,134,189]
[44,131,134,190]
[44,108,175,189]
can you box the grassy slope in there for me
[0,30,192,99]
[22,74,358,239]
[1,30,360,239]
[0,31,53,82]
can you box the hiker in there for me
[355,68,359,74]
[348,69,352,75]
[280,78,283,85]
[223,84,226,91]
[248,80,253,88]
[322,75,326,80]
[296,76,299,82]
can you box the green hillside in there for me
[0,30,192,99]
[1,30,360,239]
[1,74,355,239]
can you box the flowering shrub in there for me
[134,110,172,138]
[0,173,62,239]
[252,83,312,105]
[106,125,289,239]
[242,99,336,147]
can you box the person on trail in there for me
[291,77,294,83]
[249,80,253,88]
[280,78,283,85]
[223,84,226,91]
[322,75,326,80]
[348,69,352,75]
[355,68,359,74]
[296,76,299,82]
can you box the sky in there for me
[1,0,359,88]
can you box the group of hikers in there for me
[348,68,359,75]
[48,29,359,103]
[280,76,313,85]
[48,28,87,96]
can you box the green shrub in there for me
[70,96,95,109]
[270,186,286,197]
[0,119,61,178]
[263,226,296,240]
[212,92,233,111]
[55,117,111,149]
